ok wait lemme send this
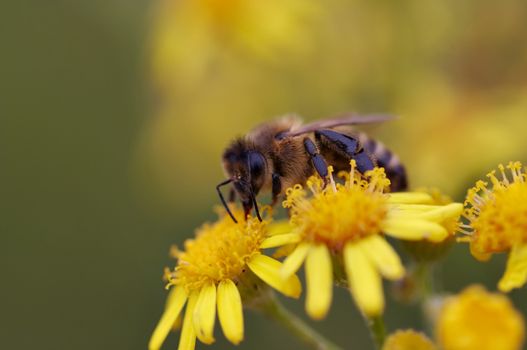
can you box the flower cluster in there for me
[149,161,527,350]
[149,208,301,350]
[277,163,461,318]
[460,162,527,292]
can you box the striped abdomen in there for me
[359,133,408,191]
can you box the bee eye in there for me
[247,152,266,178]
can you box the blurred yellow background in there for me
[3,0,527,349]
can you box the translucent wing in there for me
[281,114,395,138]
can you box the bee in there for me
[217,114,407,223]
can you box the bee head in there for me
[218,139,267,223]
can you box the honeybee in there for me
[217,114,407,222]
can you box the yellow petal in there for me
[193,282,216,344]
[248,254,302,298]
[172,314,182,331]
[149,287,188,350]
[390,203,462,220]
[217,279,244,345]
[260,233,301,249]
[344,242,384,316]
[305,244,333,320]
[387,192,433,204]
[178,292,198,350]
[499,244,527,292]
[382,219,448,242]
[360,236,404,280]
[407,203,462,222]
[267,220,295,236]
[280,242,310,278]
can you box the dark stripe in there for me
[374,148,393,168]
[362,137,377,154]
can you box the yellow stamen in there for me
[283,162,388,251]
[171,210,267,292]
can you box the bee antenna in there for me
[216,179,238,223]
[251,191,263,222]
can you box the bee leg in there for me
[303,138,329,184]
[314,129,374,172]
[353,148,375,172]
[271,173,282,206]
[314,129,358,155]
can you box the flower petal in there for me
[344,242,384,316]
[387,192,433,204]
[178,292,198,350]
[406,203,462,222]
[193,282,216,344]
[267,220,295,236]
[360,235,404,280]
[149,287,188,350]
[260,233,301,249]
[382,219,448,242]
[217,279,244,345]
[248,254,302,298]
[498,244,527,292]
[305,244,333,320]
[280,242,310,278]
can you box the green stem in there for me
[367,315,386,350]
[258,293,343,350]
[415,262,438,334]
[415,263,433,299]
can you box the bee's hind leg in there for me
[314,129,375,173]
[303,138,329,185]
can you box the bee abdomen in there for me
[360,134,408,191]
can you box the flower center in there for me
[464,162,527,255]
[170,209,266,292]
[284,164,389,251]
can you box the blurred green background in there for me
[3,0,527,349]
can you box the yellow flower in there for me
[277,161,463,318]
[150,0,320,88]
[460,161,527,292]
[436,285,525,350]
[383,329,436,350]
[149,208,301,350]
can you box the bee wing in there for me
[282,114,395,137]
